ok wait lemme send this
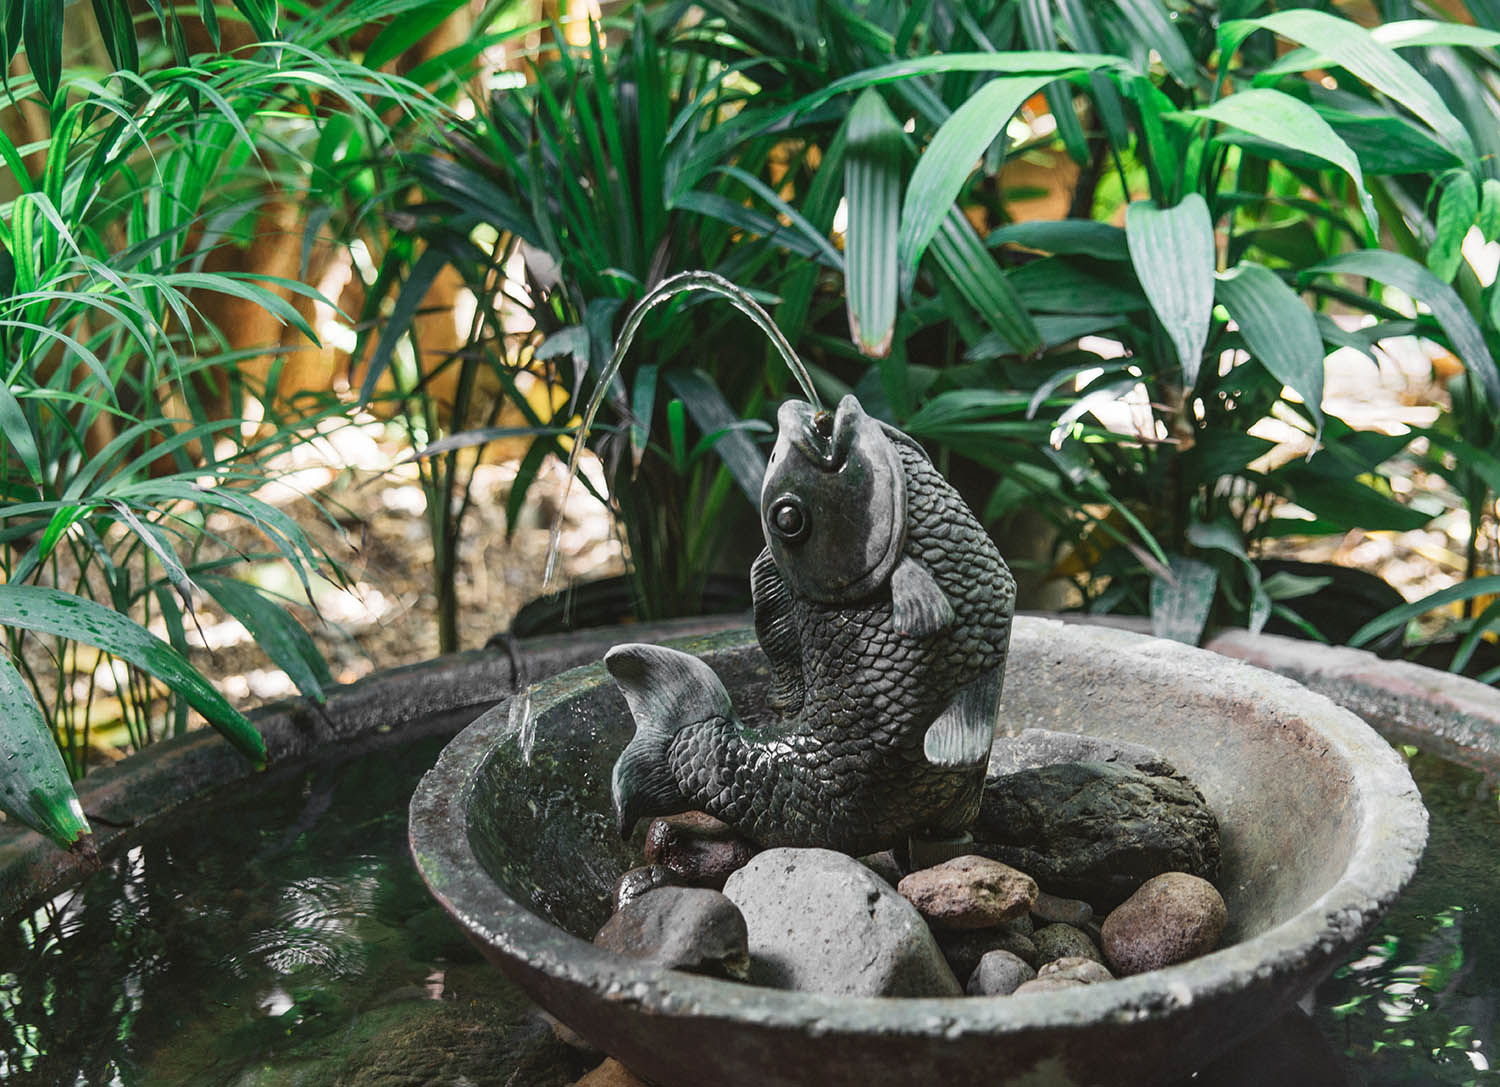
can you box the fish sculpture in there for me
[605,394,1015,855]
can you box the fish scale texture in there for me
[666,441,1015,854]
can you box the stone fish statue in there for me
[606,394,1015,855]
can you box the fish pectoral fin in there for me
[604,644,735,838]
[891,555,955,637]
[924,665,1004,769]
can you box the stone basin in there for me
[408,618,1427,1086]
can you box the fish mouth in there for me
[784,397,860,471]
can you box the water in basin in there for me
[0,729,1491,1085]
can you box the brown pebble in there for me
[644,811,757,889]
[572,1058,651,1086]
[1101,872,1227,977]
[898,855,1037,929]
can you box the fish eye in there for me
[767,494,809,544]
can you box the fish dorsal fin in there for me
[751,549,804,715]
[891,554,954,637]
[924,665,1004,768]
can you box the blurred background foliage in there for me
[6,0,1500,851]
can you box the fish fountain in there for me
[407,274,1428,1086]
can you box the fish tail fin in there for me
[604,644,736,839]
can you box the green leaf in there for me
[1192,88,1376,233]
[23,0,63,102]
[1234,9,1475,163]
[898,73,1056,282]
[0,382,41,485]
[931,209,1041,355]
[987,220,1129,261]
[1429,171,1479,283]
[1010,259,1148,313]
[1372,19,1500,50]
[2,0,22,84]
[1318,111,1462,176]
[197,0,220,49]
[1305,250,1500,409]
[1479,178,1500,244]
[1349,576,1500,649]
[198,575,331,705]
[1215,261,1325,433]
[1151,556,1218,645]
[0,586,267,768]
[90,0,140,73]
[1113,0,1198,87]
[845,88,904,359]
[359,246,447,407]
[0,655,90,849]
[1126,194,1216,386]
[365,0,468,69]
[231,0,277,41]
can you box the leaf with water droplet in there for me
[0,655,91,849]
[0,585,266,768]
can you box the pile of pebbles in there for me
[590,729,1228,1001]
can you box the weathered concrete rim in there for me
[0,615,744,919]
[407,617,1428,1040]
[1041,612,1500,773]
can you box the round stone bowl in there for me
[409,618,1427,1087]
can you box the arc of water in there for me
[541,270,823,586]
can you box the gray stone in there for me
[974,760,1220,909]
[897,855,1037,929]
[1037,956,1113,984]
[1013,976,1086,996]
[988,728,1177,778]
[1033,923,1104,966]
[643,811,757,890]
[1031,890,1093,928]
[1102,872,1228,977]
[937,921,1038,977]
[858,849,904,888]
[966,950,1036,996]
[722,847,962,997]
[613,865,677,912]
[594,887,750,981]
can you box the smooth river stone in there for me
[594,886,750,981]
[966,950,1036,996]
[897,855,1038,929]
[723,847,962,997]
[1037,956,1114,984]
[643,810,757,889]
[1032,922,1105,966]
[1101,872,1228,976]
